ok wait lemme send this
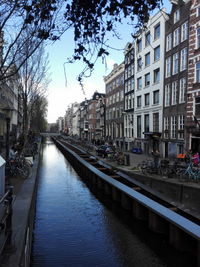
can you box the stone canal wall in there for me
[123,171,200,219]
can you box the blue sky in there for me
[47,0,172,123]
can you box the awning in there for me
[143,132,161,138]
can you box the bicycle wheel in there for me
[18,165,30,179]
[178,169,188,181]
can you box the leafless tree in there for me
[18,44,50,136]
[0,0,63,82]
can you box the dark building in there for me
[163,0,190,158]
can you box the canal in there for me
[31,141,194,267]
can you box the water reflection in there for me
[31,142,194,267]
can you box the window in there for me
[181,21,188,42]
[144,114,150,132]
[164,117,169,138]
[179,78,186,103]
[172,81,177,105]
[153,90,159,104]
[144,93,150,106]
[137,57,142,71]
[174,9,180,23]
[137,77,142,90]
[197,6,200,16]
[166,33,172,51]
[154,68,160,83]
[197,27,200,49]
[173,27,180,47]
[171,116,176,139]
[154,46,160,61]
[145,73,150,87]
[196,62,200,83]
[137,39,142,53]
[137,95,142,108]
[153,113,159,132]
[180,48,187,71]
[154,24,160,40]
[173,53,179,75]
[145,32,151,46]
[165,84,170,107]
[195,97,200,115]
[165,57,171,78]
[137,115,141,138]
[145,52,150,66]
[178,115,184,139]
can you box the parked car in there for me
[96,145,115,158]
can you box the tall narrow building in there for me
[134,9,168,155]
[163,0,190,158]
[186,0,200,152]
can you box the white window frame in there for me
[166,57,171,78]
[172,81,177,105]
[180,48,187,71]
[178,115,184,139]
[165,84,170,107]
[173,52,179,75]
[164,117,169,138]
[173,27,180,47]
[196,61,200,83]
[197,27,200,49]
[171,116,176,139]
[174,9,180,23]
[166,33,172,51]
[181,21,188,42]
[179,78,186,103]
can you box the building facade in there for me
[186,0,200,152]
[134,9,168,155]
[163,0,190,158]
[124,42,135,151]
[104,63,124,149]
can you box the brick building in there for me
[163,0,190,157]
[186,0,200,152]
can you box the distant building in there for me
[104,63,124,148]
[57,117,64,132]
[124,42,135,150]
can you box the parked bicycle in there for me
[5,155,31,179]
[178,163,200,181]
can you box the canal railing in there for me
[0,186,13,256]
[54,138,200,267]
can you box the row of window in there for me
[166,21,188,51]
[136,23,161,53]
[106,90,124,106]
[137,90,160,108]
[164,78,186,106]
[137,113,159,138]
[165,47,187,77]
[106,75,124,93]
[106,106,124,120]
[137,68,160,90]
[125,93,134,110]
[137,46,160,72]
[164,115,184,139]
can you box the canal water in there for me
[31,142,193,267]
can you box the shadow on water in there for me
[77,166,197,267]
[31,140,197,267]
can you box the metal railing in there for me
[0,186,13,255]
